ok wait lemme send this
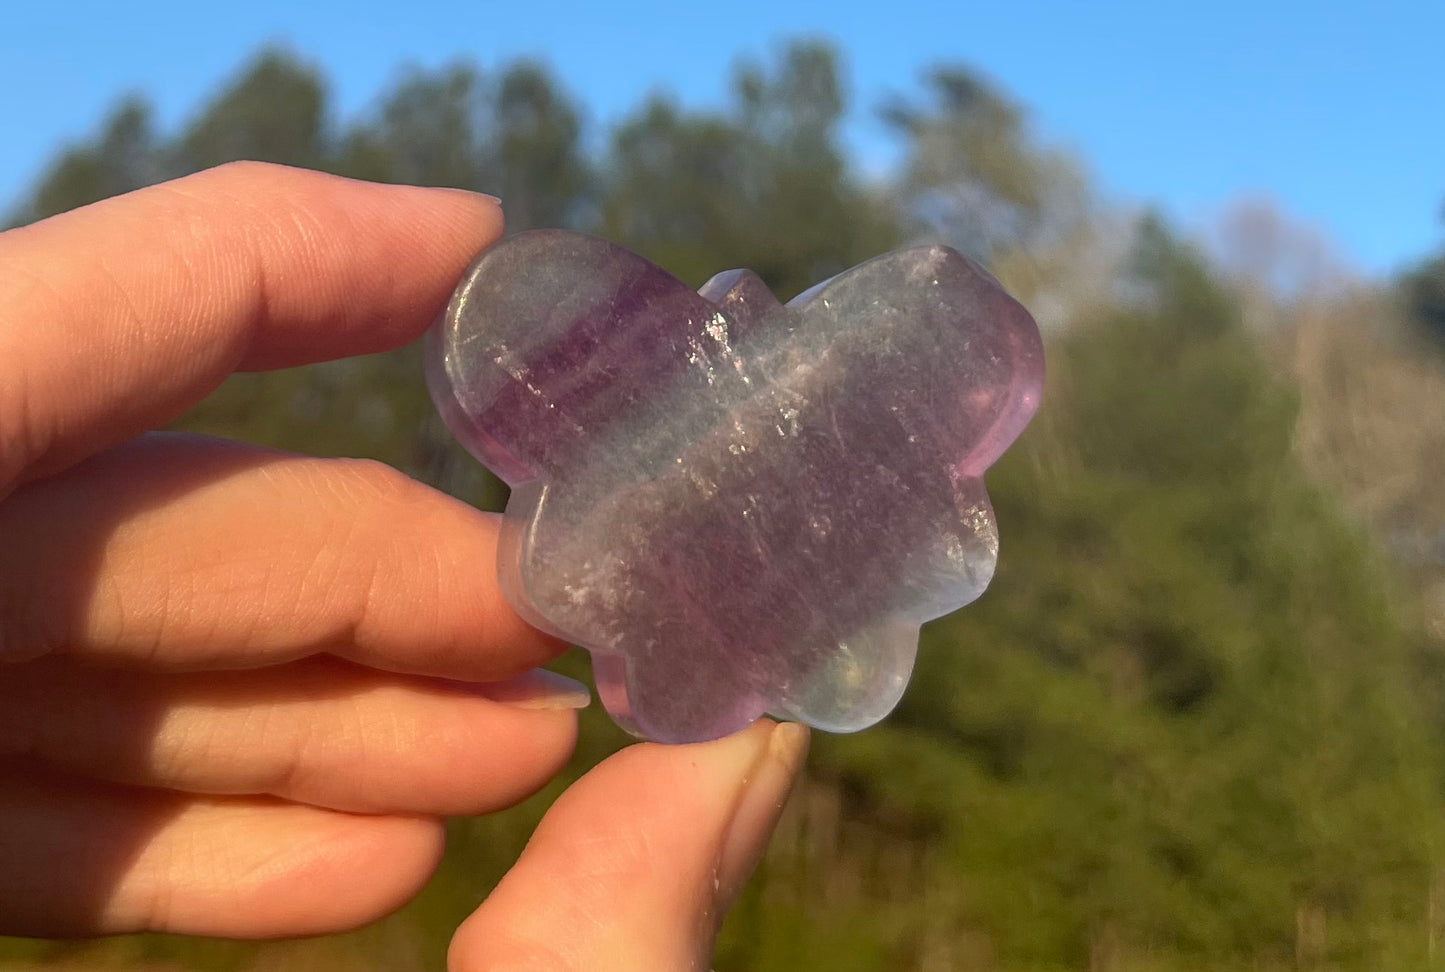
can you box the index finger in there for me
[0,162,502,494]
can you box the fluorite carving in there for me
[426,231,1043,743]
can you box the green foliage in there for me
[1403,251,1445,345]
[337,58,591,230]
[601,41,901,298]
[4,39,1444,972]
[882,66,1084,264]
[490,62,593,230]
[176,49,329,173]
[7,96,160,225]
[806,225,1444,968]
[340,62,490,188]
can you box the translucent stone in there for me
[426,231,1043,743]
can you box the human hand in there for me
[0,162,809,969]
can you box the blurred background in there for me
[3,1,1445,969]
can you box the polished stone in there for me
[427,231,1043,742]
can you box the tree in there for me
[489,61,592,230]
[1403,252,1445,344]
[882,67,1083,266]
[1207,195,1350,303]
[803,219,1444,968]
[174,48,329,173]
[338,62,487,189]
[601,40,900,298]
[338,60,591,232]
[8,96,161,224]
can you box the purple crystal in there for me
[426,231,1043,743]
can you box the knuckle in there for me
[199,159,288,186]
[0,260,67,491]
[329,457,425,509]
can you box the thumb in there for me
[448,719,809,971]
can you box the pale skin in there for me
[0,162,809,970]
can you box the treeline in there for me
[10,44,1025,288]
[5,41,1445,972]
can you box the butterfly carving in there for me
[427,230,1043,743]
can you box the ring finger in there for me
[0,766,445,938]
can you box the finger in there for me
[0,434,563,678]
[0,655,584,816]
[448,720,810,972]
[0,768,443,938]
[0,161,501,493]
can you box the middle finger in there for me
[0,655,584,815]
[0,433,562,678]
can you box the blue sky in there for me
[2,0,1441,276]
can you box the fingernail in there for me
[475,668,591,710]
[430,186,502,207]
[714,721,810,907]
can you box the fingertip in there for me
[448,719,806,972]
[715,721,810,907]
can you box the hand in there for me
[0,162,809,970]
